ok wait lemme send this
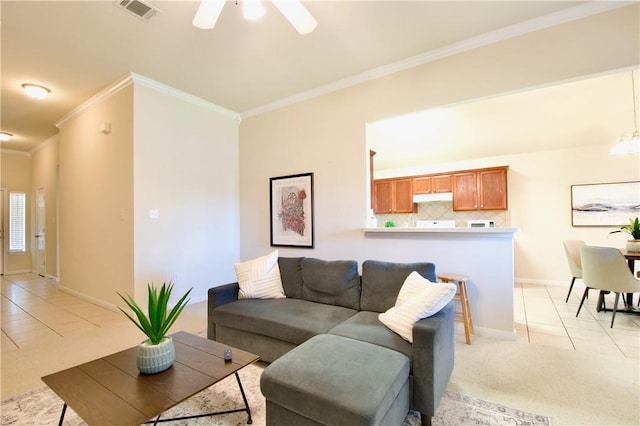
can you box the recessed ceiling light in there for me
[0,132,13,142]
[22,83,51,99]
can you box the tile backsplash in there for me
[373,201,509,228]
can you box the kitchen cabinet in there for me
[453,167,508,211]
[413,174,452,194]
[373,178,416,214]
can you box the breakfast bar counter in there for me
[363,227,519,339]
[364,227,518,235]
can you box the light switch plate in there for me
[149,209,159,219]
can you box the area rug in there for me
[1,361,551,426]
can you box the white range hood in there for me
[412,192,453,203]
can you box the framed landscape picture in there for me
[571,181,640,227]
[270,172,314,248]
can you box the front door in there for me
[36,188,46,276]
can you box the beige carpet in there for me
[1,361,551,426]
[449,336,640,426]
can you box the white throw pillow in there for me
[234,250,286,299]
[379,271,456,342]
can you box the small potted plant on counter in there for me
[610,217,640,253]
[118,282,192,374]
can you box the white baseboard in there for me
[475,326,516,341]
[59,285,120,313]
[515,278,573,287]
[2,269,31,275]
[58,285,206,312]
[40,273,59,282]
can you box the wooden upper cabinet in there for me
[478,168,508,210]
[373,180,393,213]
[373,178,416,214]
[452,172,478,211]
[453,167,508,211]
[413,174,452,194]
[413,176,432,194]
[393,178,415,213]
[432,174,452,193]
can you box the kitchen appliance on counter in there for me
[467,219,495,228]
[416,220,456,228]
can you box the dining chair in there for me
[563,240,586,303]
[578,246,640,328]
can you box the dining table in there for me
[621,249,640,307]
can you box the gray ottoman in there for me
[260,334,410,426]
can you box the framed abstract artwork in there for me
[571,181,640,227]
[270,172,314,248]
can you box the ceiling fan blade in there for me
[192,0,226,29]
[272,0,317,35]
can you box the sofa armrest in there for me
[207,282,239,340]
[410,301,455,418]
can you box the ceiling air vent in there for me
[115,0,160,22]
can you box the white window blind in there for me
[9,192,26,252]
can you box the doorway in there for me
[0,189,4,275]
[35,188,46,276]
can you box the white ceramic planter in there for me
[626,240,640,253]
[137,336,175,374]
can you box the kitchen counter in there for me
[364,227,518,235]
[363,225,518,339]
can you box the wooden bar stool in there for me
[437,273,474,344]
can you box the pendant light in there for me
[610,70,640,155]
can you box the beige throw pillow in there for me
[234,250,286,299]
[379,271,456,342]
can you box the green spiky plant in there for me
[118,282,192,345]
[610,217,640,240]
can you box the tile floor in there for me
[1,274,128,351]
[2,274,639,359]
[514,281,640,359]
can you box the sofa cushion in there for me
[301,258,361,310]
[212,298,357,345]
[328,311,412,360]
[379,272,456,343]
[360,260,437,313]
[234,250,285,299]
[278,257,304,299]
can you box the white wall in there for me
[237,5,639,334]
[133,80,240,304]
[58,84,135,305]
[56,74,241,308]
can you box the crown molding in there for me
[130,73,240,121]
[55,74,134,129]
[0,148,31,158]
[240,1,634,119]
[55,72,240,129]
[29,133,59,156]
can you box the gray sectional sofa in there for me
[207,257,455,424]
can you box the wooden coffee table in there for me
[41,331,259,425]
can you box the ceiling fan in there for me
[193,0,318,34]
